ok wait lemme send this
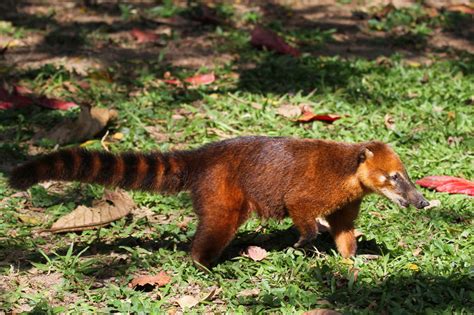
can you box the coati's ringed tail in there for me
[9,149,191,193]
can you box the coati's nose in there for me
[415,198,430,209]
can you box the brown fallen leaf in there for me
[242,246,268,262]
[184,73,215,86]
[238,288,260,298]
[303,309,342,315]
[49,190,135,233]
[349,267,360,282]
[412,248,422,257]
[276,104,302,118]
[129,271,171,289]
[374,3,396,19]
[35,105,118,145]
[131,28,160,43]
[201,286,222,302]
[144,126,170,143]
[296,106,341,123]
[177,295,199,309]
[445,4,474,15]
[384,114,396,130]
[358,254,381,261]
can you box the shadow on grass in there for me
[1,223,470,312]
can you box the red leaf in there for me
[0,86,34,110]
[13,85,33,95]
[184,73,215,85]
[163,79,182,86]
[0,101,14,110]
[296,108,341,123]
[131,28,160,43]
[416,176,474,196]
[250,26,301,57]
[37,97,78,110]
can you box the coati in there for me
[9,136,429,267]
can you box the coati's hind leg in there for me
[191,208,246,268]
[325,200,361,258]
[190,187,248,268]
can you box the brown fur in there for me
[9,136,425,267]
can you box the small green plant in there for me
[33,243,95,283]
[148,0,182,18]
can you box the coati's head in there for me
[356,142,429,209]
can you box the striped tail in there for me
[9,148,192,193]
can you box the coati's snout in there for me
[379,173,429,209]
[357,142,429,209]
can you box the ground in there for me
[0,0,473,314]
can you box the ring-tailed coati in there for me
[9,136,429,267]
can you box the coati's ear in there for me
[358,148,374,164]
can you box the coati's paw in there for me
[293,235,317,248]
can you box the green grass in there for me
[1,4,473,314]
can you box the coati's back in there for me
[9,136,367,208]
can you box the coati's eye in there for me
[390,173,400,181]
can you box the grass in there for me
[0,2,473,314]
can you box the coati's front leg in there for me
[325,200,361,258]
[288,207,319,248]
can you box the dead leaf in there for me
[111,132,124,141]
[177,295,199,309]
[407,263,420,271]
[184,73,215,86]
[177,216,193,230]
[412,248,422,257]
[369,211,384,219]
[349,267,360,282]
[374,3,396,19]
[49,190,135,233]
[35,105,118,145]
[0,86,34,110]
[407,91,419,99]
[250,26,301,57]
[238,288,260,297]
[18,214,42,225]
[207,127,233,139]
[242,246,268,262]
[447,136,463,146]
[445,4,474,15]
[420,73,429,84]
[144,126,170,142]
[358,254,381,261]
[37,97,78,110]
[424,199,441,209]
[303,309,342,315]
[297,111,341,123]
[276,104,302,118]
[131,28,160,43]
[424,6,439,18]
[384,114,395,130]
[129,271,171,289]
[201,286,222,301]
